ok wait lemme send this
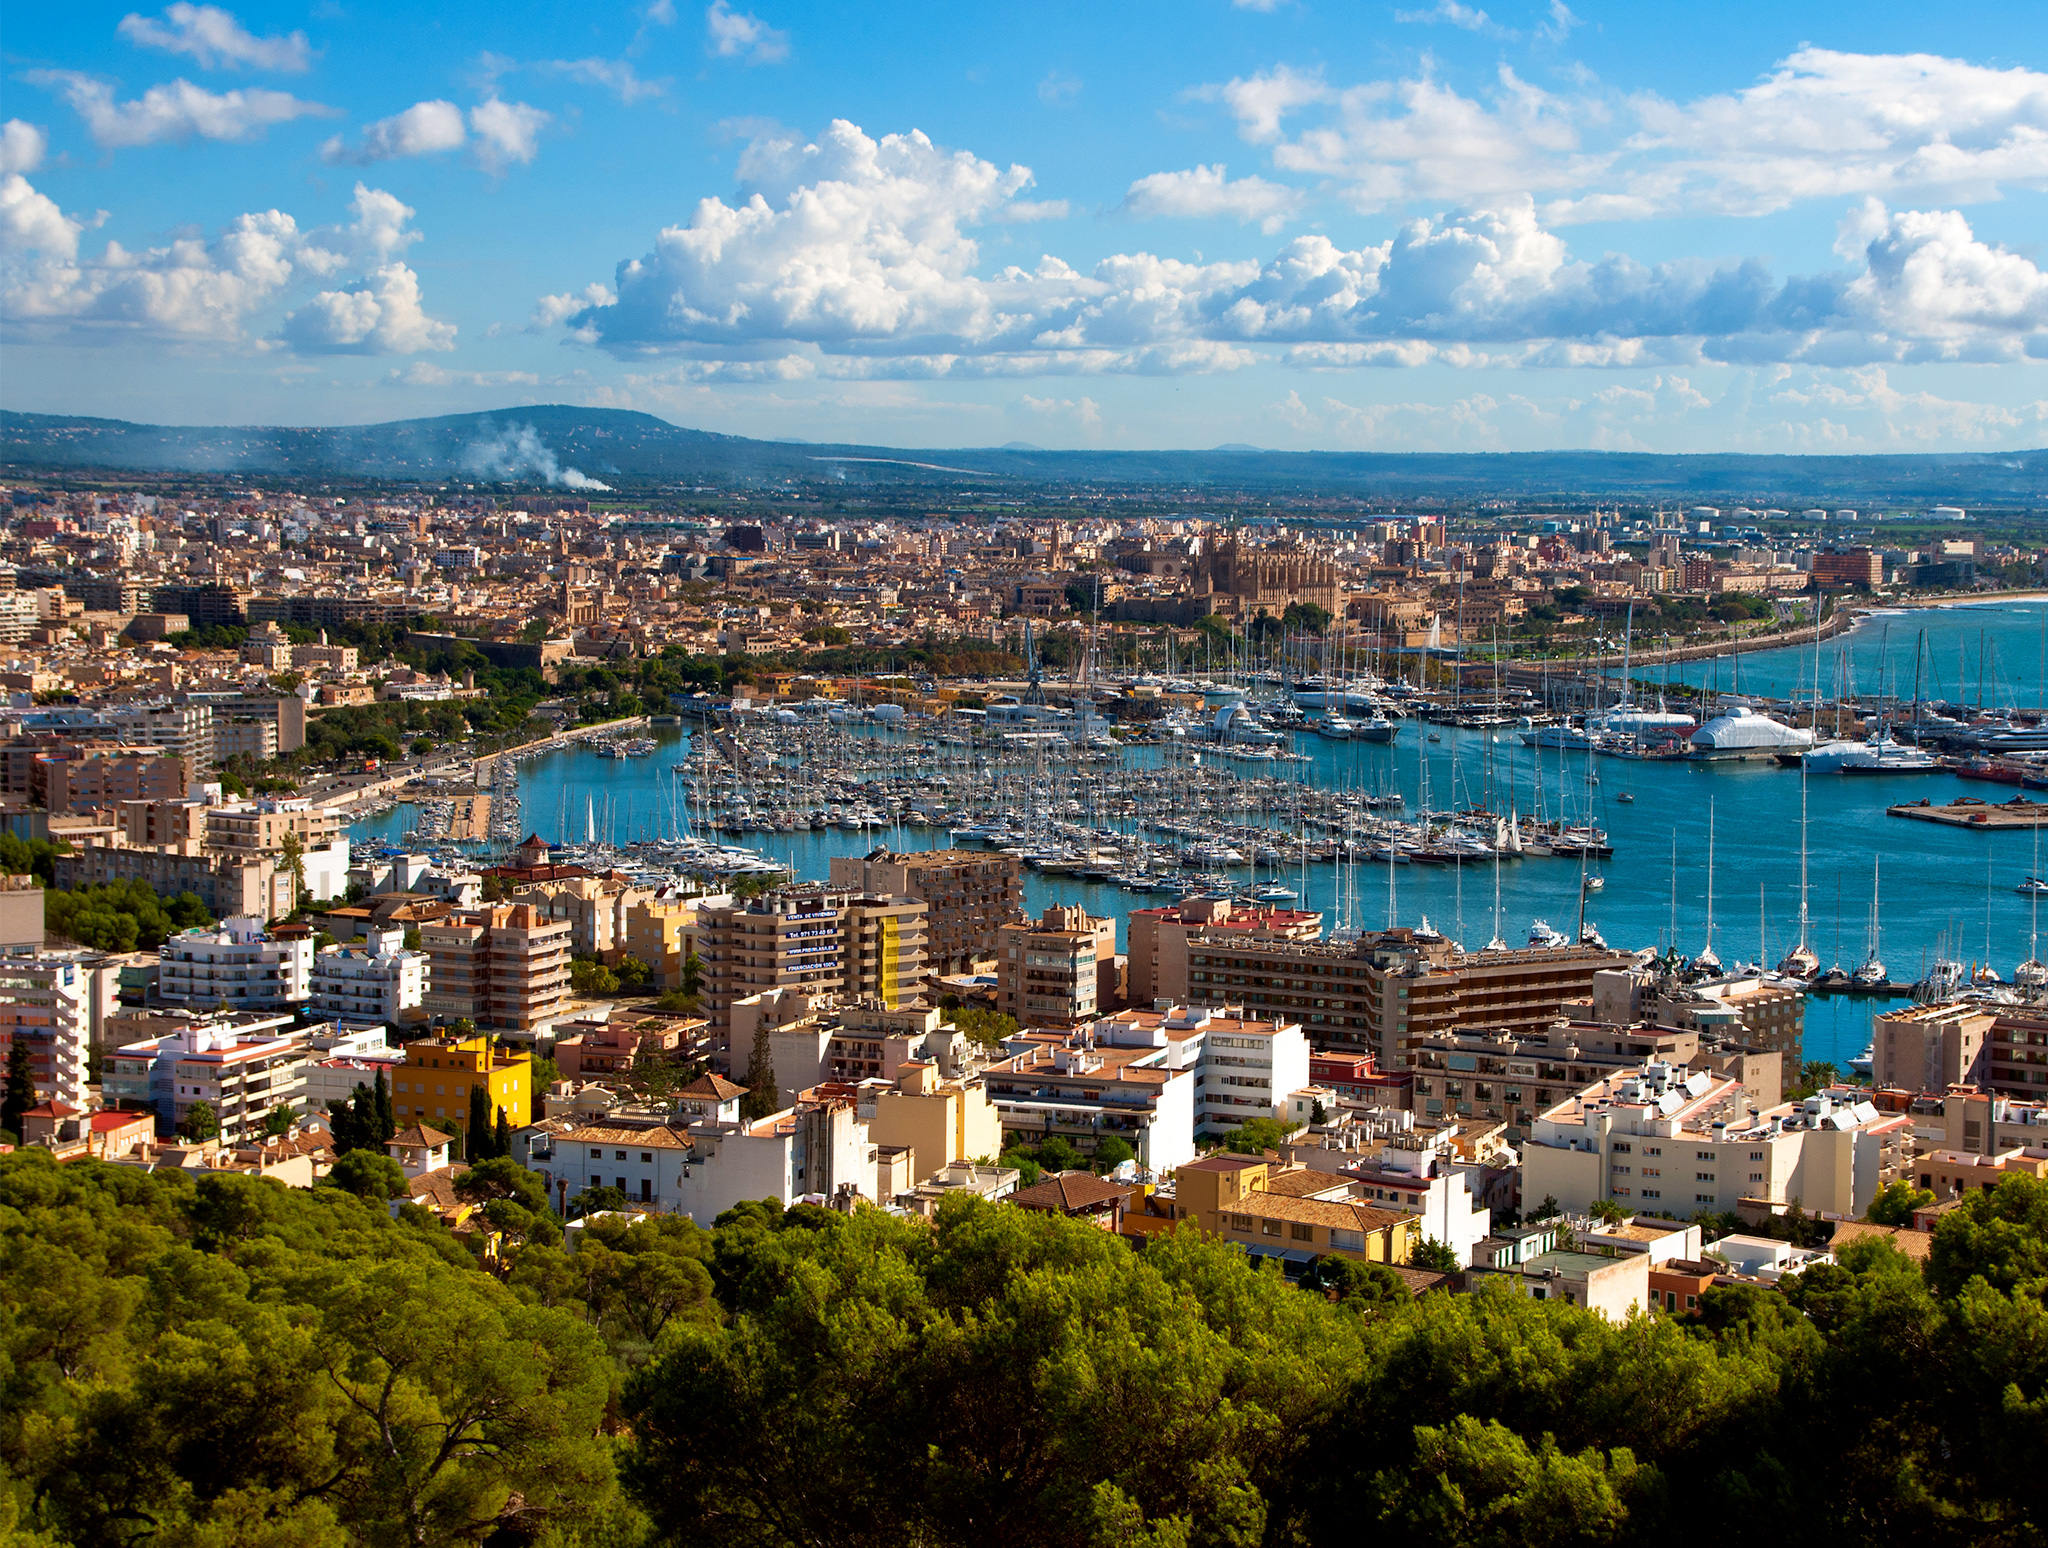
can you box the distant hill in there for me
[3,405,2043,504]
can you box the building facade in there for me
[156,919,314,1011]
[420,903,572,1031]
[827,848,1023,973]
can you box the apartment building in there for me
[1873,1002,1993,1092]
[1175,1153,1421,1270]
[1127,897,1322,1005]
[827,848,1023,974]
[865,1056,1005,1186]
[996,903,1119,1027]
[1810,547,1884,589]
[1182,924,1628,1070]
[18,703,218,777]
[157,918,314,1011]
[34,749,188,813]
[624,896,702,990]
[205,798,351,900]
[104,1014,306,1144]
[694,887,929,1053]
[311,926,427,1025]
[420,903,572,1031]
[1521,1061,1915,1219]
[55,844,295,921]
[517,1091,874,1218]
[394,1032,531,1130]
[0,951,121,1108]
[1409,1017,1782,1134]
[1986,1008,2048,1098]
[511,874,653,959]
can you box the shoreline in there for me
[1513,588,2048,674]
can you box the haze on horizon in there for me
[2,1,2045,455]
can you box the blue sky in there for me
[3,1,2045,452]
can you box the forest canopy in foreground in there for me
[0,1152,2042,1548]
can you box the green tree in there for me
[1927,1171,2048,1299]
[1223,1115,1296,1154]
[1866,1179,1937,1227]
[1,1034,35,1139]
[278,830,307,910]
[949,1005,1018,1048]
[1366,1414,1644,1547]
[740,1021,777,1121]
[325,1149,407,1201]
[1411,1236,1462,1275]
[179,1101,219,1142]
[373,1068,395,1142]
[571,1183,630,1218]
[1302,1253,1410,1309]
[466,1083,491,1160]
[260,1104,296,1138]
[679,949,704,1006]
[1091,1135,1135,1173]
[1588,1198,1630,1226]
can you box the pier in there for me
[1886,795,2048,829]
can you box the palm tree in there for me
[279,830,307,912]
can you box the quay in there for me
[1886,795,2048,830]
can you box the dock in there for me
[1886,795,2048,830]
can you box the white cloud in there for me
[1038,71,1082,106]
[1535,1,1582,44]
[117,4,313,72]
[1,121,49,175]
[1394,1,1505,36]
[1017,392,1103,438]
[4,180,451,355]
[706,0,788,64]
[1122,164,1306,233]
[530,281,617,331]
[561,119,2048,375]
[385,362,542,388]
[281,262,456,354]
[320,99,467,164]
[545,58,668,104]
[469,98,548,172]
[1207,49,2048,223]
[1232,0,1286,10]
[30,70,335,148]
[0,174,81,258]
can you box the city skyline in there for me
[3,2,2046,452]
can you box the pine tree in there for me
[374,1068,395,1141]
[1,1036,36,1138]
[493,1107,512,1161]
[741,1022,777,1122]
[467,1084,490,1161]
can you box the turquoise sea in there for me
[351,602,2048,1073]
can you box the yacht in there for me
[2018,876,2048,897]
[1313,714,1356,740]
[1527,920,1569,949]
[1804,732,1939,774]
[1579,923,1608,950]
[1849,1043,1875,1077]
[1353,712,1398,744]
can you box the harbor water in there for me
[349,605,2048,1077]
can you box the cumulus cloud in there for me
[0,175,81,258]
[1122,164,1306,233]
[469,98,548,172]
[117,4,313,72]
[544,57,668,104]
[1207,49,2048,222]
[30,70,334,148]
[552,119,2048,377]
[529,281,616,331]
[385,361,542,388]
[3,180,453,355]
[1,121,49,175]
[318,97,546,172]
[281,262,455,354]
[320,99,467,164]
[706,0,788,64]
[1535,1,1582,44]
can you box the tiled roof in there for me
[1234,1191,1416,1233]
[679,1072,746,1101]
[389,1123,453,1147]
[1011,1170,1128,1213]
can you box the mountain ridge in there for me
[3,405,2043,502]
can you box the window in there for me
[590,1148,603,1158]
[1260,1218,1281,1237]
[1750,1172,1764,1182]
[1642,1189,1660,1199]
[640,1152,654,1163]
[616,1150,628,1161]
[1697,1151,1716,1161]
[1696,1194,1714,1203]
[1290,1222,1314,1242]
[1645,1146,1661,1156]
[1229,1214,1252,1232]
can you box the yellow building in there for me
[868,1059,1004,1184]
[394,1034,531,1132]
[626,897,702,992]
[1175,1154,1420,1266]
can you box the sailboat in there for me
[1776,751,1820,978]
[1695,798,1723,974]
[2019,822,2047,991]
[1852,857,1888,986]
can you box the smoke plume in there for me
[458,423,612,490]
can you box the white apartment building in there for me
[1521,1061,1916,1220]
[300,1020,404,1111]
[158,918,314,1010]
[104,1015,308,1143]
[515,1093,874,1219]
[0,952,120,1109]
[312,927,427,1024]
